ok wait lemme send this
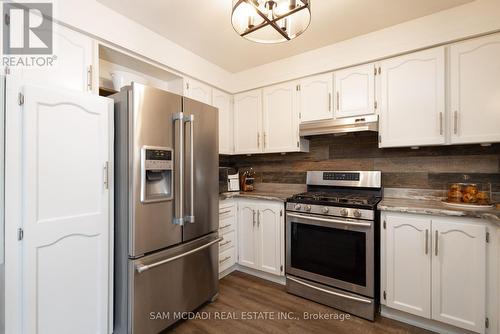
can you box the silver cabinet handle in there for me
[435,230,439,256]
[287,276,372,304]
[220,240,231,247]
[257,133,260,148]
[219,209,231,215]
[252,210,256,227]
[173,112,185,225]
[219,256,231,264]
[439,112,443,135]
[136,237,222,273]
[328,93,332,111]
[425,229,429,255]
[287,212,372,227]
[184,114,195,223]
[264,132,267,148]
[454,110,458,135]
[336,91,339,111]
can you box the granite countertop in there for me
[378,197,500,223]
[219,191,292,202]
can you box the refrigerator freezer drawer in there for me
[130,233,219,334]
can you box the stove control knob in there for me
[353,209,362,218]
[340,208,349,216]
[322,207,329,213]
[294,204,302,210]
[305,205,311,212]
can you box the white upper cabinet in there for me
[385,213,431,318]
[233,89,262,154]
[379,47,446,148]
[431,218,486,333]
[184,77,212,105]
[15,24,96,93]
[299,73,333,122]
[449,33,500,144]
[262,82,300,153]
[212,88,233,154]
[334,63,375,118]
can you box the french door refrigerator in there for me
[112,83,219,334]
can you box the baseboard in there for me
[380,306,477,334]
[219,264,238,279]
[234,265,286,285]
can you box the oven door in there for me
[286,212,374,297]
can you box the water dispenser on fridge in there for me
[140,146,173,203]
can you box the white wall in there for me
[53,0,234,92]
[232,0,500,92]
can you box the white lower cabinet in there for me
[237,199,284,276]
[382,212,488,333]
[218,200,237,276]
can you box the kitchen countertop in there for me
[219,191,292,202]
[378,197,500,224]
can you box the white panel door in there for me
[262,82,299,153]
[233,89,262,154]
[385,213,431,318]
[299,73,333,122]
[450,33,500,144]
[379,47,445,147]
[334,63,375,118]
[17,24,96,93]
[431,218,486,333]
[256,203,282,276]
[21,85,112,334]
[237,201,258,269]
[213,89,233,154]
[184,78,212,105]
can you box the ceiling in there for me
[97,0,474,73]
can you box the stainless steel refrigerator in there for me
[112,83,219,334]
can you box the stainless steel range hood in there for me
[299,114,378,136]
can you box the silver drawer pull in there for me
[219,209,231,215]
[354,118,366,123]
[287,276,372,304]
[220,240,231,247]
[219,256,231,264]
[136,237,222,273]
[220,223,232,229]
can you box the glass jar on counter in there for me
[446,183,491,205]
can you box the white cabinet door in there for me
[299,73,333,122]
[379,47,445,148]
[334,63,375,118]
[256,203,282,276]
[21,85,112,333]
[233,89,262,154]
[450,33,500,144]
[213,89,233,154]
[385,213,431,318]
[431,218,486,333]
[16,24,96,93]
[237,201,258,269]
[184,77,212,105]
[262,82,299,153]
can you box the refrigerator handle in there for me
[184,114,195,223]
[173,112,184,226]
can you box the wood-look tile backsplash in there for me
[220,132,500,193]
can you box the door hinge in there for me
[280,265,283,272]
[86,65,93,91]
[374,101,378,109]
[299,112,302,120]
[297,141,299,148]
[280,209,283,217]
[378,67,381,75]
[374,66,377,76]
[18,92,24,105]
[296,84,301,91]
[378,135,382,144]
[383,290,386,300]
[103,161,110,189]
[186,82,190,90]
[486,232,490,243]
[383,220,386,229]
[18,228,24,241]
[485,317,489,329]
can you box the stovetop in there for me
[287,191,381,210]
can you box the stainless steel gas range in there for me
[285,171,382,321]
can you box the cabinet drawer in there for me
[219,204,236,220]
[219,247,236,273]
[219,230,236,252]
[219,216,236,233]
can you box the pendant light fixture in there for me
[231,0,311,44]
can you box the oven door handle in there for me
[287,276,372,304]
[286,213,372,227]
